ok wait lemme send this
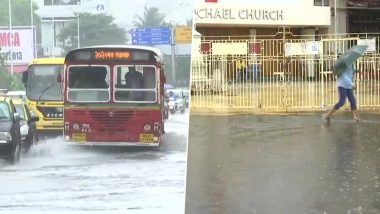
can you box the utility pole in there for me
[334,0,337,35]
[334,0,338,58]
[171,24,176,84]
[51,0,55,57]
[8,0,14,75]
[77,1,80,48]
[77,16,80,48]
[31,0,36,58]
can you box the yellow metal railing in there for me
[190,33,380,112]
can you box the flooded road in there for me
[0,111,188,214]
[186,113,380,214]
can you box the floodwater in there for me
[185,113,380,214]
[0,111,189,214]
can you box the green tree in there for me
[57,13,128,54]
[0,48,24,90]
[133,6,167,28]
[0,0,39,26]
[0,0,42,56]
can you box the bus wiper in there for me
[37,84,54,101]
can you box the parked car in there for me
[12,98,39,152]
[0,97,22,164]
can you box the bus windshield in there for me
[27,65,63,101]
[67,65,110,102]
[114,65,157,102]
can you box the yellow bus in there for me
[22,58,64,136]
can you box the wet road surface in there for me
[185,113,380,214]
[0,111,188,214]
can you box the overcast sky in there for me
[110,0,193,28]
[34,0,193,28]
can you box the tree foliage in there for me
[57,13,128,54]
[164,55,191,86]
[0,0,39,26]
[0,49,24,90]
[133,6,168,28]
[0,0,42,56]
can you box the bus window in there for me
[114,65,157,102]
[28,65,63,101]
[67,65,110,102]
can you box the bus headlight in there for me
[0,132,12,141]
[73,123,80,130]
[144,124,151,131]
[153,137,158,142]
[65,122,70,131]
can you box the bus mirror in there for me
[29,116,39,123]
[22,71,28,88]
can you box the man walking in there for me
[324,64,360,122]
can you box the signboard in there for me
[81,0,109,14]
[67,48,156,62]
[131,27,172,45]
[40,0,109,18]
[284,41,322,56]
[175,27,192,44]
[0,29,34,65]
[213,42,247,55]
[193,4,331,27]
[357,38,376,52]
[44,0,80,5]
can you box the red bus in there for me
[62,45,166,146]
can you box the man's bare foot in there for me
[323,114,331,124]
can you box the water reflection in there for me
[186,114,380,214]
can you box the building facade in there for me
[194,0,380,37]
[190,0,380,112]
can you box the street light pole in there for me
[334,0,337,35]
[171,24,176,84]
[77,16,80,48]
[30,0,36,58]
[8,0,13,75]
[77,1,80,48]
[51,0,55,57]
[334,0,338,59]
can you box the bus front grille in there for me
[88,110,134,128]
[37,106,63,119]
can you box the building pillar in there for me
[329,0,347,34]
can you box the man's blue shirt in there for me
[337,66,354,89]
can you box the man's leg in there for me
[325,87,347,119]
[347,88,360,121]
